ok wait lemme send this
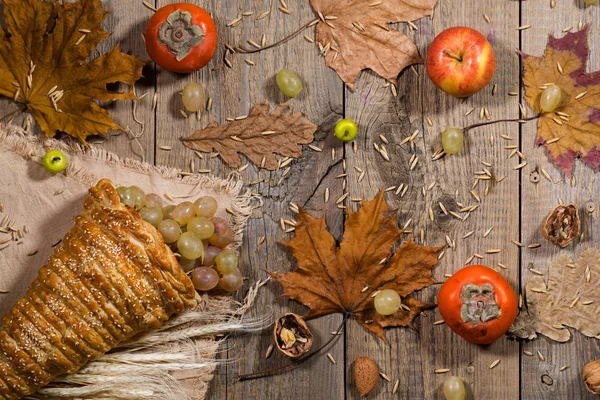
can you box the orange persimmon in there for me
[145,3,217,73]
[438,265,517,345]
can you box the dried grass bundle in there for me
[26,281,271,400]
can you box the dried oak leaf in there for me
[310,0,437,91]
[0,0,144,142]
[522,25,600,177]
[181,102,317,170]
[509,248,600,342]
[268,191,443,340]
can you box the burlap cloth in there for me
[0,124,260,399]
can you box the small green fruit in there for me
[334,119,358,142]
[42,150,67,174]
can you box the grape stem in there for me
[462,114,540,133]
[236,313,349,381]
[236,18,319,54]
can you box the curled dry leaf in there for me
[583,360,600,394]
[310,0,437,91]
[509,248,600,342]
[181,102,317,170]
[0,0,144,142]
[273,313,314,359]
[268,191,443,340]
[541,203,580,248]
[522,25,600,176]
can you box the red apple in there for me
[426,27,496,97]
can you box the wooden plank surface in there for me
[2,0,599,398]
[344,1,521,398]
[520,1,600,399]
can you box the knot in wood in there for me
[529,171,540,183]
[540,374,554,386]
[586,202,595,213]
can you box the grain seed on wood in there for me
[528,243,541,249]
[489,359,501,369]
[324,188,330,203]
[393,380,399,394]
[326,353,336,364]
[435,369,450,374]
[379,372,391,382]
[537,351,545,361]
[265,344,274,358]
[434,319,445,325]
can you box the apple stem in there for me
[442,50,463,62]
[236,19,319,54]
[463,115,540,133]
[236,313,349,381]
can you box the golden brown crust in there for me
[0,179,197,399]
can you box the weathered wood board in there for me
[0,0,598,398]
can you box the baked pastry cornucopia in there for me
[0,179,197,400]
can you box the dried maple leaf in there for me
[181,102,317,170]
[0,0,144,142]
[268,191,443,340]
[522,25,600,177]
[310,0,436,91]
[509,248,600,342]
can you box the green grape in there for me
[219,269,243,292]
[182,82,205,112]
[158,219,181,243]
[374,289,401,316]
[179,257,197,273]
[194,196,218,218]
[116,186,134,207]
[139,206,163,227]
[443,376,466,400]
[172,201,196,225]
[202,246,221,266]
[163,205,175,220]
[129,186,146,210]
[187,217,215,239]
[215,250,238,274]
[585,0,598,5]
[208,217,234,247]
[441,127,464,155]
[540,84,562,112]
[192,267,219,291]
[42,150,67,174]
[276,69,303,97]
[177,231,204,260]
[145,193,163,208]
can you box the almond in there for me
[354,356,379,397]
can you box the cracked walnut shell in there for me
[541,203,580,248]
[583,360,600,394]
[273,313,313,359]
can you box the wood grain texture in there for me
[2,0,598,398]
[344,1,520,399]
[520,2,600,399]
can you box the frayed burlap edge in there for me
[0,124,268,399]
[0,123,259,249]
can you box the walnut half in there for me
[273,313,313,359]
[541,204,580,248]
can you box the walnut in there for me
[583,360,600,394]
[541,204,580,248]
[273,313,313,359]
